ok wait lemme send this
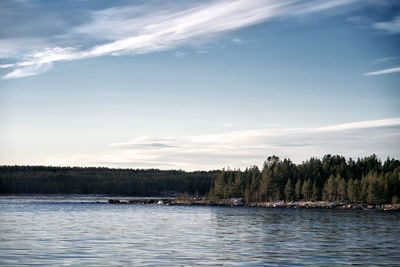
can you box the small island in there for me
[104,197,400,211]
[1,154,399,210]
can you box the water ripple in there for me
[0,197,399,266]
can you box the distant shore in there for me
[106,198,400,211]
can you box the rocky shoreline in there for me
[106,198,400,211]
[247,201,400,211]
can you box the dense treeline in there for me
[0,166,216,195]
[2,155,400,204]
[209,155,400,204]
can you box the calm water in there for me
[0,196,399,266]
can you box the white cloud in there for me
[372,56,397,63]
[310,118,400,131]
[0,38,49,59]
[0,64,14,69]
[40,118,400,171]
[219,123,236,127]
[3,63,52,79]
[373,16,400,34]
[2,47,79,78]
[232,38,243,44]
[292,0,357,14]
[2,0,361,79]
[364,66,400,76]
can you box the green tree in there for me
[366,182,378,204]
[284,178,293,201]
[3,154,399,205]
[295,179,302,200]
[337,177,347,201]
[322,175,337,202]
[347,179,358,202]
[244,186,250,204]
[302,179,312,200]
[261,168,274,201]
[311,181,319,201]
[233,171,242,197]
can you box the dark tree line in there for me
[0,166,216,196]
[1,155,399,203]
[209,155,400,204]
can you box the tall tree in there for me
[302,179,312,200]
[337,177,347,201]
[311,181,319,201]
[284,178,293,202]
[295,179,302,200]
[322,175,337,202]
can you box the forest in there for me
[0,166,215,196]
[1,154,400,204]
[209,154,400,204]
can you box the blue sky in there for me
[0,0,399,170]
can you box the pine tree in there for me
[311,181,319,201]
[353,179,360,203]
[322,175,337,202]
[337,177,347,201]
[234,171,242,197]
[367,182,377,204]
[244,186,250,204]
[347,179,355,202]
[295,178,302,200]
[302,179,312,200]
[284,178,293,201]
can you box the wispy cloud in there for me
[220,122,243,127]
[364,66,400,76]
[40,118,400,170]
[0,64,14,69]
[174,51,185,58]
[292,0,357,15]
[372,56,397,63]
[1,0,362,79]
[232,38,243,44]
[311,118,400,131]
[373,16,400,34]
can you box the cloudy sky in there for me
[0,0,399,170]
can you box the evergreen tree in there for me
[233,171,242,197]
[367,182,378,204]
[347,179,356,202]
[302,179,312,200]
[337,177,347,201]
[261,168,274,201]
[3,154,400,205]
[295,178,302,200]
[284,178,293,201]
[311,181,319,201]
[353,179,361,203]
[322,175,337,202]
[244,186,250,204]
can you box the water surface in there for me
[1,196,399,266]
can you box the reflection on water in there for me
[0,196,399,266]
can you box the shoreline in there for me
[106,199,400,211]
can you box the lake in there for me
[1,195,399,266]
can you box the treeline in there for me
[0,166,216,195]
[2,155,400,204]
[209,155,400,204]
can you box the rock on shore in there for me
[248,201,400,211]
[105,198,400,211]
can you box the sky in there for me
[0,0,399,171]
